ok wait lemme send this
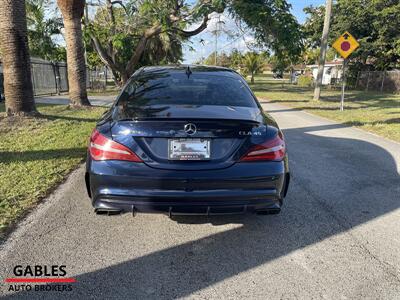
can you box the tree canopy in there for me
[26,0,66,61]
[86,0,226,83]
[85,0,303,84]
[14,0,304,84]
[242,51,263,83]
[303,0,400,70]
[230,0,303,60]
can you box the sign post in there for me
[340,59,346,111]
[332,31,360,111]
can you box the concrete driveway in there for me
[1,102,399,299]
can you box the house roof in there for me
[307,59,344,68]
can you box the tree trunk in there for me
[313,0,333,101]
[120,72,130,85]
[57,0,90,107]
[251,73,255,84]
[0,0,37,116]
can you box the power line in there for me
[219,30,250,51]
[201,30,250,63]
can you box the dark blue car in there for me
[85,66,290,216]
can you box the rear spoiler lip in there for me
[113,118,261,125]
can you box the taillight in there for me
[89,129,142,162]
[240,134,286,162]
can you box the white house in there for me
[307,59,344,85]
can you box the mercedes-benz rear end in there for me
[85,66,290,216]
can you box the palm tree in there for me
[26,0,64,61]
[0,0,37,116]
[57,0,90,107]
[243,52,263,84]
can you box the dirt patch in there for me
[0,114,49,134]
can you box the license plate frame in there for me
[168,139,211,161]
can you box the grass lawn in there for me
[0,103,106,238]
[87,90,119,97]
[251,75,400,142]
[87,86,120,97]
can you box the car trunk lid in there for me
[111,105,266,170]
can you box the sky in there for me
[183,0,326,64]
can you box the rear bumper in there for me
[93,191,283,215]
[86,159,289,215]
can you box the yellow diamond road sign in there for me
[332,31,360,59]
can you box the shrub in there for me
[297,75,313,87]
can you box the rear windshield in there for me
[116,70,257,110]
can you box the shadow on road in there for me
[6,121,400,299]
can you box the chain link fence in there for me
[87,66,113,91]
[356,71,400,93]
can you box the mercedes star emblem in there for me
[184,123,197,135]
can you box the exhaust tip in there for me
[256,208,281,215]
[95,209,122,216]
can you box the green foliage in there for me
[303,0,400,70]
[302,47,336,65]
[242,52,263,83]
[269,54,290,73]
[201,49,267,80]
[230,0,303,62]
[86,0,205,78]
[297,75,313,87]
[85,0,302,82]
[26,0,66,61]
[0,104,105,236]
[202,52,217,66]
[202,51,233,67]
[230,49,245,69]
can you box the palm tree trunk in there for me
[313,0,333,101]
[0,0,37,116]
[251,73,255,84]
[57,0,90,107]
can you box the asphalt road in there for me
[1,102,400,299]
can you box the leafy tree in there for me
[302,47,336,65]
[303,0,400,70]
[229,48,244,69]
[242,52,263,83]
[268,54,290,74]
[26,0,65,61]
[87,0,303,84]
[87,0,225,84]
[202,51,231,67]
[202,52,217,66]
[230,0,304,63]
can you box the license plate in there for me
[168,139,211,160]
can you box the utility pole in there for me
[215,28,218,65]
[215,15,221,65]
[211,14,225,66]
[313,0,333,101]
